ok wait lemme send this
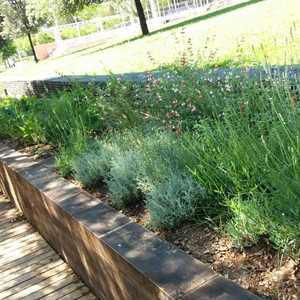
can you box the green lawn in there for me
[2,0,300,79]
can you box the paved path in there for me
[0,194,97,300]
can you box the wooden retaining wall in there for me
[0,144,260,300]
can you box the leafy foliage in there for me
[72,140,113,187]
[1,64,300,257]
[106,149,142,208]
[0,0,44,37]
[146,173,207,229]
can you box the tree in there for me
[134,0,149,35]
[56,0,150,36]
[0,15,17,64]
[31,0,98,51]
[0,0,43,63]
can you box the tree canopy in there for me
[0,14,16,63]
[69,0,149,35]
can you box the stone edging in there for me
[1,65,300,97]
[0,144,260,300]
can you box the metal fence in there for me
[44,0,224,34]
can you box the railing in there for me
[42,0,229,34]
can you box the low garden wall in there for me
[1,65,300,97]
[0,144,260,300]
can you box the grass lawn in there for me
[2,0,300,79]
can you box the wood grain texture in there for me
[0,195,96,300]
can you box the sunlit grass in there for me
[1,0,300,78]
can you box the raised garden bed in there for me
[1,65,300,300]
[0,143,261,300]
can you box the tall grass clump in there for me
[187,74,300,256]
[0,85,104,176]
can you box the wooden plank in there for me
[0,250,59,275]
[0,239,49,265]
[0,247,54,272]
[0,220,29,234]
[0,197,95,299]
[21,274,80,300]
[0,222,32,239]
[58,286,92,300]
[0,231,42,249]
[6,272,76,300]
[0,238,48,261]
[0,209,18,220]
[78,293,97,300]
[1,255,63,286]
[0,263,72,299]
[0,260,64,292]
[39,281,85,300]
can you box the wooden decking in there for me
[0,195,96,300]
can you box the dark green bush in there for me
[35,32,55,45]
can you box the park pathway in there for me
[0,194,97,300]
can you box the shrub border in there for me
[1,65,300,97]
[0,144,260,300]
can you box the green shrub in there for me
[14,36,31,55]
[227,193,300,256]
[61,28,79,40]
[77,3,113,20]
[226,194,269,247]
[103,17,122,29]
[79,24,97,36]
[55,131,87,177]
[1,61,300,257]
[0,85,103,146]
[0,38,16,61]
[72,141,114,187]
[34,32,55,45]
[0,97,45,143]
[139,131,193,188]
[106,150,142,209]
[146,174,207,229]
[93,77,142,130]
[187,75,300,254]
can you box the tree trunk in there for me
[134,0,149,35]
[27,32,38,63]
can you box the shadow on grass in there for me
[83,0,265,57]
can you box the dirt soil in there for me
[161,224,299,300]
[3,140,299,300]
